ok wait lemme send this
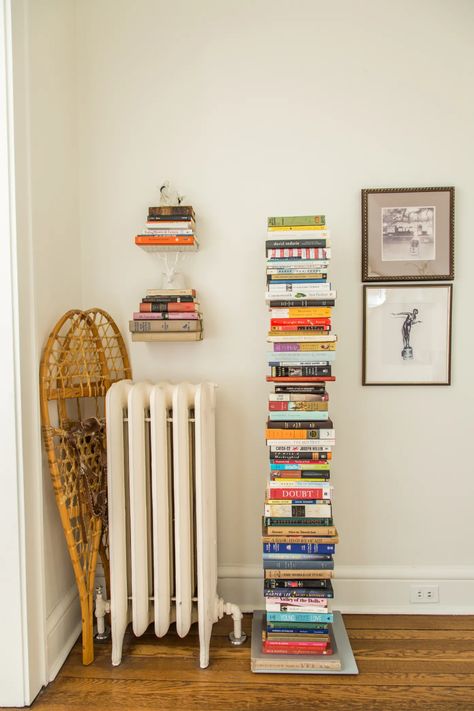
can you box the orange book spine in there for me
[266,429,332,440]
[135,235,196,245]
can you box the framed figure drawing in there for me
[363,284,452,386]
[362,187,454,281]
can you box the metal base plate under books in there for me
[251,610,358,674]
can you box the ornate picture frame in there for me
[363,284,452,386]
[362,187,454,282]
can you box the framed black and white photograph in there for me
[363,284,452,385]
[362,187,454,281]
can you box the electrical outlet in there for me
[410,584,439,604]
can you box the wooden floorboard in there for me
[19,614,474,711]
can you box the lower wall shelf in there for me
[131,332,203,342]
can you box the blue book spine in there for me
[263,543,335,555]
[266,612,334,623]
[263,554,332,561]
[263,559,334,570]
[268,412,330,422]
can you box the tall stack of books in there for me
[129,288,203,341]
[259,214,340,671]
[134,205,198,251]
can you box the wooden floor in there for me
[23,614,474,711]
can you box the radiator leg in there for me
[111,625,127,667]
[223,602,247,646]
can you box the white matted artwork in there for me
[363,284,452,385]
[381,206,435,262]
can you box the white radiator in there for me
[105,381,245,668]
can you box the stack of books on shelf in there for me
[129,288,203,341]
[258,213,340,672]
[134,205,198,251]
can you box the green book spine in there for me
[268,215,326,227]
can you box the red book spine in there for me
[271,318,331,326]
[139,302,197,313]
[262,642,330,654]
[267,488,325,499]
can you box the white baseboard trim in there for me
[46,585,81,682]
[218,564,474,615]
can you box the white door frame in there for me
[0,0,47,705]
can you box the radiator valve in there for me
[218,599,247,645]
[95,585,111,641]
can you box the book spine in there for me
[143,228,194,236]
[263,517,333,527]
[263,588,334,598]
[139,302,197,313]
[269,307,332,317]
[266,489,329,502]
[269,444,331,452]
[266,377,336,383]
[264,505,331,519]
[268,401,328,411]
[265,598,330,606]
[268,413,330,424]
[269,393,328,401]
[266,428,334,439]
[271,318,331,326]
[263,543,335,555]
[133,312,200,320]
[266,612,334,623]
[267,248,330,259]
[264,578,330,589]
[145,288,196,296]
[268,328,330,335]
[269,462,330,469]
[266,239,328,249]
[272,343,335,352]
[267,215,326,227]
[129,320,201,333]
[145,220,194,229]
[148,205,195,217]
[262,643,329,654]
[270,366,331,377]
[262,559,334,570]
[269,299,335,307]
[264,570,333,581]
[141,295,195,303]
[135,235,196,245]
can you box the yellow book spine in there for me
[268,225,327,232]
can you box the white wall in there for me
[76,0,474,612]
[12,8,474,691]
[12,0,82,682]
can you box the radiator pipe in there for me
[95,585,111,641]
[222,601,247,645]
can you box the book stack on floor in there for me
[134,205,198,251]
[257,213,342,673]
[129,288,203,341]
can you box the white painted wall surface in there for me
[12,0,82,684]
[75,0,474,611]
[9,10,474,694]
